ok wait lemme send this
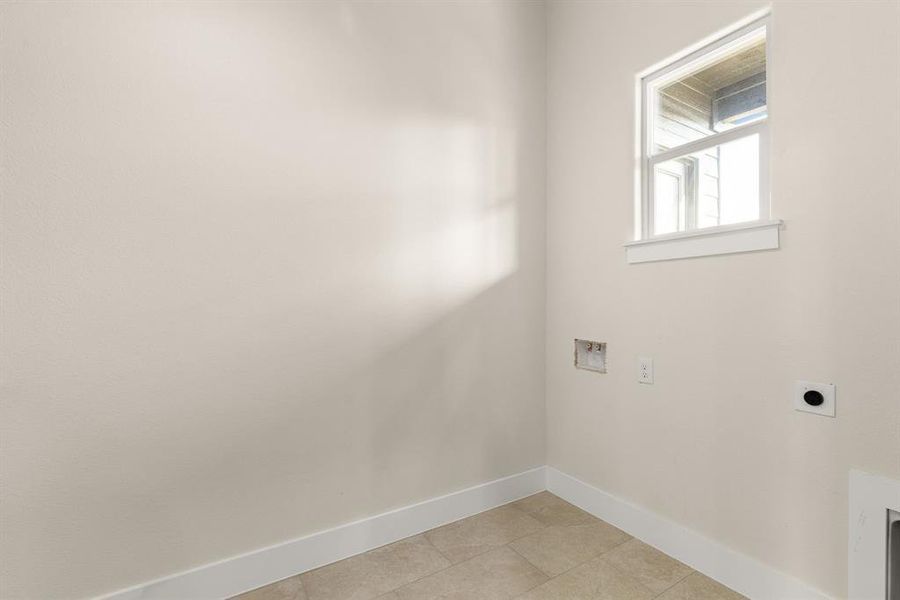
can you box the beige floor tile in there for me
[510,492,567,514]
[516,556,655,600]
[424,505,544,564]
[600,539,693,594]
[232,576,307,600]
[394,546,548,600]
[511,493,597,527]
[655,572,747,600]
[509,521,631,577]
[300,535,450,600]
[261,502,736,600]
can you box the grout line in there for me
[377,498,550,597]
[420,530,453,564]
[374,540,458,596]
[595,553,662,598]
[226,489,746,600]
[506,537,636,599]
[600,537,634,556]
[505,542,556,579]
[302,499,524,597]
[290,493,717,600]
[505,539,618,592]
[297,577,307,598]
[649,568,695,598]
[594,539,694,599]
[296,532,460,599]
[506,510,649,597]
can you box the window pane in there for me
[718,134,759,225]
[652,134,759,234]
[650,29,766,155]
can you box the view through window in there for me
[643,21,768,237]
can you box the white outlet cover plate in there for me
[794,380,836,417]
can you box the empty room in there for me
[1,1,899,599]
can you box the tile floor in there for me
[232,492,747,600]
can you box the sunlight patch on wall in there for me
[384,117,519,315]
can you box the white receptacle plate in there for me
[794,380,835,417]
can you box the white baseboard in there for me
[546,467,832,600]
[98,467,546,600]
[98,466,833,600]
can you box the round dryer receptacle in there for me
[803,390,824,406]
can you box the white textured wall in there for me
[0,2,547,597]
[546,1,900,598]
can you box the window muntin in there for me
[641,19,769,239]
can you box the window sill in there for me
[625,219,782,264]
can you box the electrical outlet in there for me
[637,357,653,384]
[794,381,836,417]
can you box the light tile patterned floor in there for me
[232,492,747,600]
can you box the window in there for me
[627,15,780,263]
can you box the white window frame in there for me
[627,13,781,264]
